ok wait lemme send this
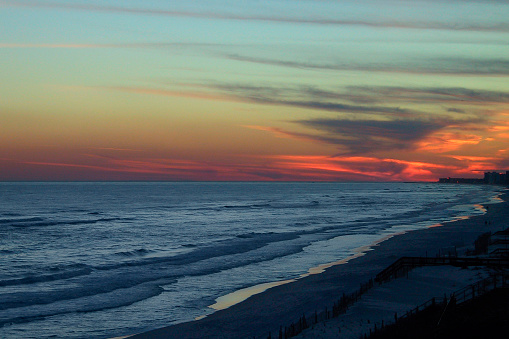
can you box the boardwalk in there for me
[375,257,509,283]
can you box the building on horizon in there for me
[438,177,484,184]
[483,171,509,185]
[439,171,509,185]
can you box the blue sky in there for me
[1,0,509,181]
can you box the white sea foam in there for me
[0,182,501,338]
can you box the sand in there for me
[129,190,509,339]
[294,265,490,339]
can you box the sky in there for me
[1,0,509,181]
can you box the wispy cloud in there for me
[211,82,509,105]
[6,157,221,180]
[95,85,246,103]
[206,83,509,122]
[4,0,509,32]
[417,132,485,153]
[210,83,425,118]
[100,84,422,118]
[266,100,420,118]
[225,54,509,76]
[348,86,509,104]
[102,83,495,156]
[2,149,500,182]
[84,147,143,153]
[206,83,509,126]
[246,117,465,156]
[264,154,458,182]
[2,155,338,181]
[293,118,455,155]
[243,125,337,146]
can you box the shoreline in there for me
[130,189,508,339]
[207,232,397,314]
[204,192,494,314]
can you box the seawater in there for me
[0,182,501,338]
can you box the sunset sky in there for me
[1,0,509,181]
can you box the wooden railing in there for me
[375,257,509,283]
[366,272,509,338]
[275,257,509,339]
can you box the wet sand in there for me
[130,190,508,339]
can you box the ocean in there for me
[0,182,501,338]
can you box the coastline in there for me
[130,189,508,339]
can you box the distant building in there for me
[484,171,509,185]
[439,171,509,185]
[438,177,484,184]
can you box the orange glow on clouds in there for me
[250,155,453,182]
[417,132,484,153]
[0,153,461,182]
[2,2,509,182]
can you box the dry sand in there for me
[294,265,490,339]
[130,190,508,339]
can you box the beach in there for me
[130,190,508,339]
[0,183,503,338]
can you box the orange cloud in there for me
[417,132,484,153]
[449,156,497,162]
[1,150,491,182]
[265,155,454,182]
[490,126,509,132]
[442,155,500,174]
[485,112,509,138]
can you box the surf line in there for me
[203,240,386,316]
[200,195,498,318]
